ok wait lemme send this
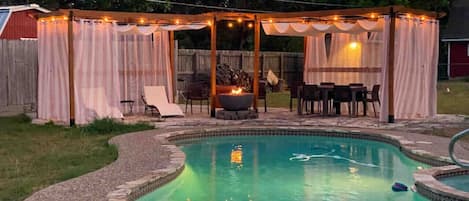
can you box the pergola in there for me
[37,5,443,125]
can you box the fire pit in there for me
[216,88,258,120]
[218,88,254,111]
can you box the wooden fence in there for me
[176,49,304,90]
[0,40,304,114]
[0,40,38,114]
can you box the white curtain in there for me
[385,17,438,120]
[118,31,173,113]
[303,34,327,83]
[37,20,69,124]
[114,24,206,35]
[74,20,122,124]
[262,19,384,36]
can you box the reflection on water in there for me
[139,136,430,201]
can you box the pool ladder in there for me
[449,128,469,168]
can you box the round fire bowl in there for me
[218,93,254,111]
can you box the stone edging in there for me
[414,165,469,201]
[107,126,460,201]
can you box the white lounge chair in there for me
[81,87,123,123]
[143,86,184,117]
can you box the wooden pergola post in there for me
[387,8,396,123]
[210,16,217,117]
[253,15,260,112]
[169,31,176,102]
[67,11,75,126]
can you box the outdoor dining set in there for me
[292,82,381,118]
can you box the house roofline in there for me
[0,4,50,13]
[0,9,11,37]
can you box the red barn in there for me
[0,4,49,40]
[442,0,469,78]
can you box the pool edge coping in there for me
[106,126,462,201]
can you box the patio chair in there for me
[320,82,335,112]
[333,85,352,116]
[258,80,268,112]
[302,84,321,114]
[289,81,305,112]
[367,84,381,117]
[143,86,184,117]
[349,83,366,116]
[185,82,210,114]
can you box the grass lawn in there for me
[437,80,469,115]
[264,80,469,115]
[0,115,153,201]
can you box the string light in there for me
[227,22,234,28]
[333,15,339,21]
[248,22,253,28]
[420,16,426,21]
[406,13,412,18]
[40,18,45,22]
[63,16,68,20]
[370,13,376,19]
[103,17,110,22]
[207,20,212,26]
[268,19,273,23]
[175,19,180,25]
[237,18,242,23]
[139,18,145,24]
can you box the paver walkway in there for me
[26,108,469,201]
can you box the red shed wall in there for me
[0,10,39,40]
[449,41,469,78]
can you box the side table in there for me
[120,100,135,115]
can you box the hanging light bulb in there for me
[248,22,253,28]
[237,18,242,23]
[370,13,376,19]
[103,17,110,22]
[406,13,412,19]
[63,16,68,20]
[227,22,234,28]
[51,17,55,22]
[139,18,145,24]
[333,15,339,21]
[207,20,212,26]
[268,19,273,23]
[175,19,180,25]
[420,16,426,21]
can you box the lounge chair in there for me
[143,86,184,117]
[81,87,123,122]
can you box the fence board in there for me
[0,40,38,112]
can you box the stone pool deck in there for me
[26,108,469,201]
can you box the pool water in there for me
[139,136,430,201]
[439,175,469,192]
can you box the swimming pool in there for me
[138,135,430,201]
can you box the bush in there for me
[14,113,32,123]
[81,118,153,135]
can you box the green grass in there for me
[262,81,469,115]
[0,115,153,201]
[437,80,469,115]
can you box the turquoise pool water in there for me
[139,136,430,201]
[439,175,469,192]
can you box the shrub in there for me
[81,118,153,135]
